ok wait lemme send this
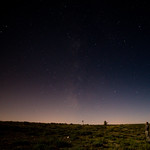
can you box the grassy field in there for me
[0,121,150,150]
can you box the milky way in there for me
[1,1,150,124]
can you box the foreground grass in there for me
[0,121,149,149]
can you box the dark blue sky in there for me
[1,1,150,124]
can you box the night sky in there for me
[1,1,150,124]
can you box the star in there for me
[114,90,117,94]
[138,25,142,30]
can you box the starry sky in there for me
[1,1,150,124]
